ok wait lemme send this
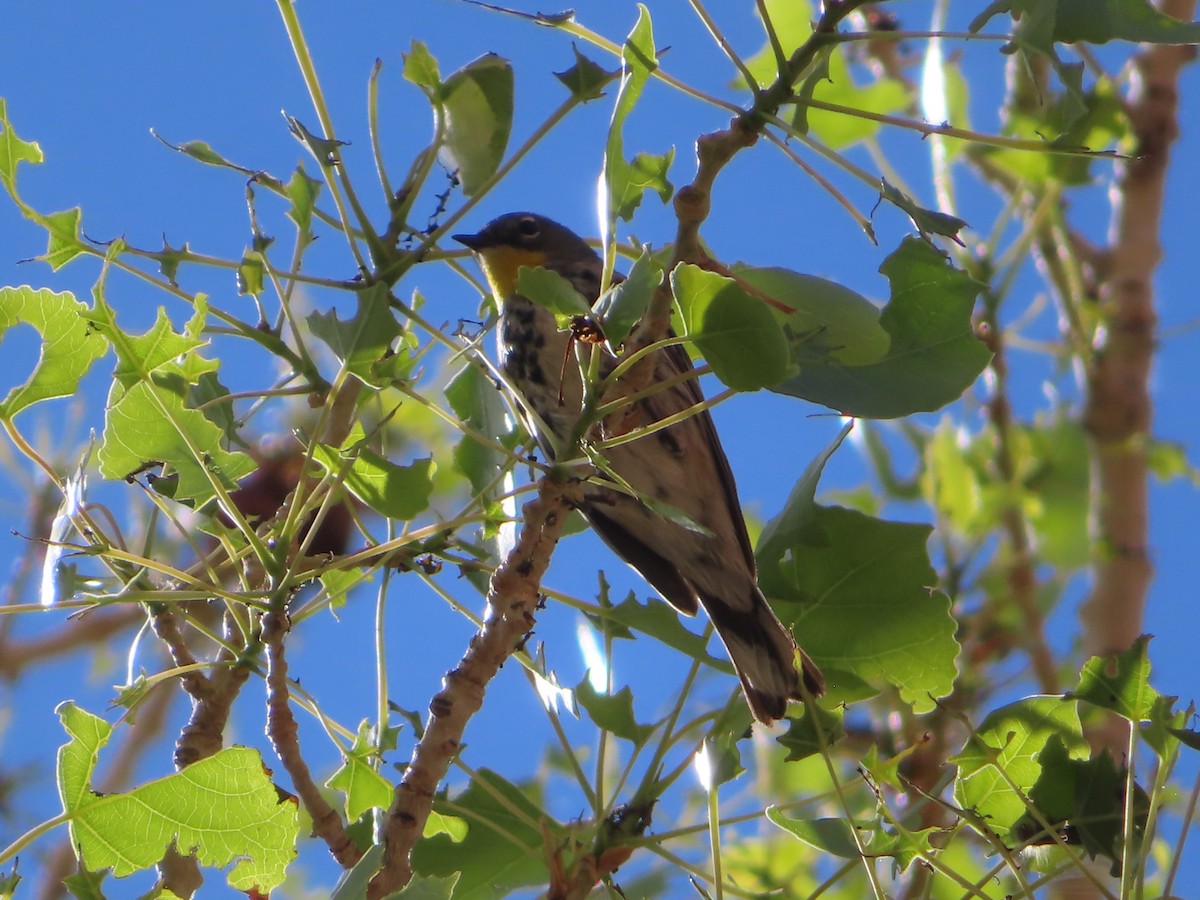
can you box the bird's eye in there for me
[517,217,541,238]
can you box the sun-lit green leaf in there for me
[0,287,108,418]
[0,98,44,195]
[952,695,1090,840]
[410,770,558,899]
[312,428,435,521]
[404,39,442,93]
[437,54,513,196]
[1071,634,1159,722]
[576,679,656,745]
[87,296,253,504]
[604,5,672,223]
[326,720,395,821]
[284,164,321,237]
[744,0,816,87]
[671,263,791,391]
[237,250,265,296]
[735,265,890,367]
[986,77,1128,184]
[56,702,298,890]
[696,732,745,790]
[40,207,86,271]
[794,46,912,150]
[308,283,403,388]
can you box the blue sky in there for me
[1,2,1198,895]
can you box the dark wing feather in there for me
[651,342,758,572]
[582,505,701,615]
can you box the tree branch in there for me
[1080,0,1197,664]
[367,475,581,897]
[264,607,362,868]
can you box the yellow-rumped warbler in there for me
[454,212,823,722]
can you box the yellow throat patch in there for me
[474,246,548,301]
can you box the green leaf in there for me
[237,250,265,296]
[41,207,86,271]
[592,594,731,674]
[286,114,346,167]
[410,770,559,900]
[973,0,1200,45]
[0,287,108,418]
[1070,634,1158,722]
[308,283,403,388]
[327,721,395,820]
[88,296,254,504]
[554,46,616,101]
[56,702,298,891]
[1012,736,1147,874]
[320,568,366,610]
[437,54,513,196]
[173,138,241,169]
[404,40,443,93]
[735,265,890,366]
[603,5,672,223]
[795,45,912,150]
[425,811,468,843]
[952,695,1089,841]
[878,179,968,244]
[445,361,511,497]
[986,77,1127,184]
[61,868,105,899]
[744,0,816,87]
[156,237,190,285]
[515,265,591,325]
[312,432,435,521]
[767,238,990,418]
[671,263,791,391]
[696,732,745,790]
[776,703,845,762]
[0,98,44,195]
[1024,420,1092,566]
[592,247,662,348]
[767,809,935,871]
[757,426,959,713]
[285,164,321,237]
[575,679,656,745]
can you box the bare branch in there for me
[368,475,581,897]
[264,607,361,868]
[1080,0,1197,665]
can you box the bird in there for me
[453,212,824,722]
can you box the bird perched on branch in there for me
[454,212,823,722]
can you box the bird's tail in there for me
[700,585,824,723]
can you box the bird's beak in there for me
[452,231,485,251]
